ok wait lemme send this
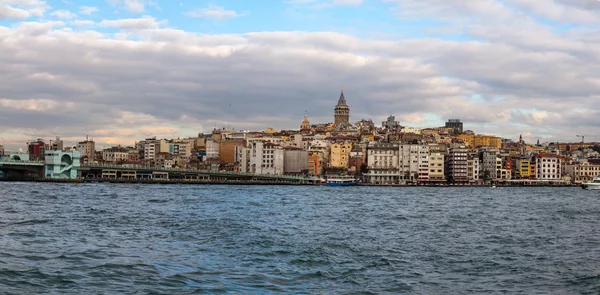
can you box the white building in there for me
[240,141,284,175]
[399,143,429,183]
[143,142,157,160]
[205,139,220,161]
[533,153,562,180]
[467,155,480,182]
[102,147,129,162]
[365,143,399,184]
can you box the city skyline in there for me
[1,0,599,149]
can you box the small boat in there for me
[326,176,358,187]
[581,176,600,190]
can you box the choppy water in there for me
[1,183,600,294]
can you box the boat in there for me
[326,176,358,187]
[581,176,600,190]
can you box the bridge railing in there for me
[0,159,45,165]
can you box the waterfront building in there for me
[44,150,81,179]
[531,152,562,180]
[283,147,309,175]
[399,143,429,184]
[329,142,353,168]
[428,152,445,182]
[334,90,350,128]
[307,151,322,175]
[240,141,284,175]
[366,142,399,184]
[467,153,480,182]
[480,150,498,180]
[513,158,531,179]
[564,159,600,183]
[348,145,363,173]
[496,157,511,180]
[445,147,468,183]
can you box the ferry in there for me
[581,177,600,190]
[326,176,358,187]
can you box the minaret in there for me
[334,89,350,128]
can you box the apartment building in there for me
[445,147,468,183]
[399,143,429,183]
[366,142,399,184]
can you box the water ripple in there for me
[0,183,599,293]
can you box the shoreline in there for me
[0,177,581,187]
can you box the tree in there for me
[483,169,491,181]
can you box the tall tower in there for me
[334,89,350,128]
[300,112,311,131]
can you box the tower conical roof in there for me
[336,90,347,106]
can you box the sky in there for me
[0,0,600,150]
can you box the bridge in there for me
[0,159,45,179]
[80,164,314,183]
[0,159,319,184]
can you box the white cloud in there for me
[73,20,95,26]
[107,0,157,13]
[186,5,247,20]
[50,9,77,19]
[1,0,600,147]
[1,0,49,17]
[287,0,363,7]
[99,16,158,31]
[331,0,362,6]
[0,4,29,19]
[79,6,98,15]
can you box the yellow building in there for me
[428,152,445,180]
[456,134,474,146]
[329,142,353,168]
[519,160,530,178]
[472,135,502,149]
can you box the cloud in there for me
[107,0,157,13]
[73,20,95,26]
[50,9,77,19]
[0,0,600,148]
[79,6,98,15]
[186,5,248,20]
[287,0,363,7]
[331,0,362,6]
[0,5,29,19]
[1,0,49,17]
[99,16,158,31]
